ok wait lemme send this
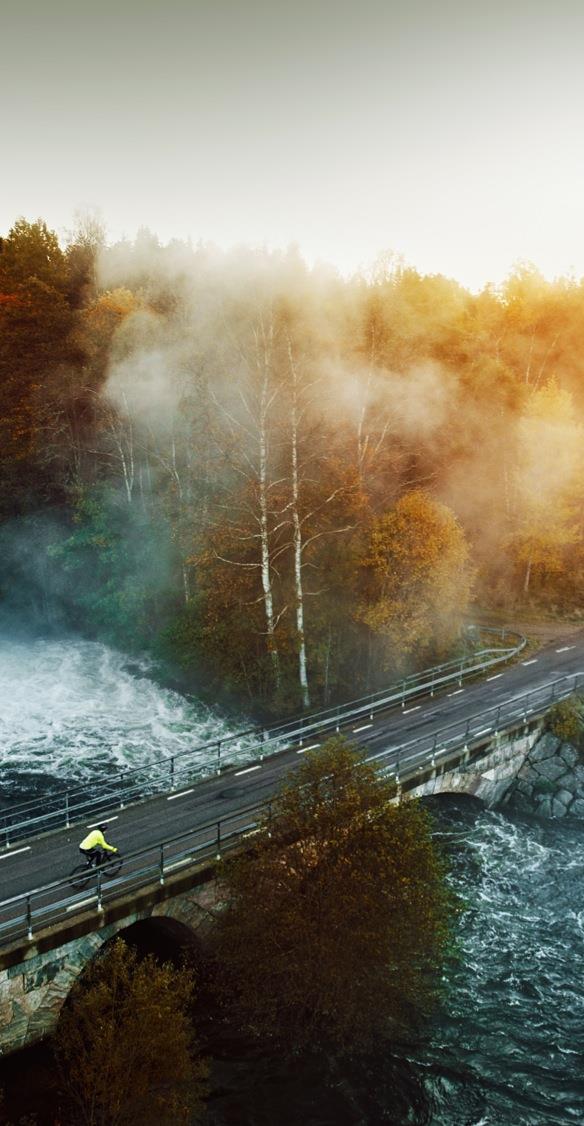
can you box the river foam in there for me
[0,637,250,801]
[418,797,584,1125]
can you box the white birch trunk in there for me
[257,318,281,689]
[287,335,310,708]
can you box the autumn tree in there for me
[510,379,583,597]
[0,219,80,518]
[215,738,455,1054]
[356,489,473,675]
[54,938,207,1126]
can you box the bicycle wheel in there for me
[102,853,123,879]
[69,864,93,891]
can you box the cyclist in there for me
[79,824,118,868]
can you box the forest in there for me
[1,217,583,714]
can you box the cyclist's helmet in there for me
[97,823,108,832]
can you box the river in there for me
[0,638,582,1124]
[0,636,253,804]
[414,796,584,1125]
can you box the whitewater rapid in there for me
[417,798,584,1125]
[0,637,251,802]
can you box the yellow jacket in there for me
[79,829,117,852]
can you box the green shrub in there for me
[546,695,584,752]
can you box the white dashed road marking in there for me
[167,789,194,801]
[0,846,31,860]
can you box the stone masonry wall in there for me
[503,732,584,819]
[0,879,220,1056]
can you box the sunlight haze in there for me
[2,0,584,288]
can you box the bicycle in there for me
[69,850,123,890]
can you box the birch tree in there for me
[209,298,285,693]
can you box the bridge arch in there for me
[114,915,203,965]
[0,881,219,1055]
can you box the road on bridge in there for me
[0,631,583,939]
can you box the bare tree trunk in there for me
[287,334,310,708]
[523,558,532,595]
[323,625,332,706]
[257,317,281,690]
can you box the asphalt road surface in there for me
[1,631,583,943]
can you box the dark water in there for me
[199,798,584,1126]
[414,796,584,1126]
[1,802,582,1126]
[1,640,582,1124]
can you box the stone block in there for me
[24,957,66,994]
[533,759,567,782]
[569,799,584,819]
[551,796,569,818]
[528,734,561,764]
[508,792,532,813]
[0,977,23,1008]
[558,746,580,770]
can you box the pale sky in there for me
[2,0,584,290]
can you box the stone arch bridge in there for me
[0,630,582,1054]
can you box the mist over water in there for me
[0,636,250,804]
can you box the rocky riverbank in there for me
[504,731,584,819]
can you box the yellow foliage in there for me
[356,490,473,660]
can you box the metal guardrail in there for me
[0,626,525,847]
[0,668,580,949]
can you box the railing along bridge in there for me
[1,626,524,847]
[2,629,582,946]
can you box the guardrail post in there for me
[431,733,437,768]
[26,895,33,940]
[495,706,501,734]
[159,843,165,885]
[4,817,10,849]
[299,718,303,747]
[119,775,125,809]
[65,792,70,828]
[336,708,340,733]
[458,661,463,687]
[430,672,435,698]
[401,682,406,709]
[216,821,221,860]
[216,741,221,775]
[267,801,273,838]
[97,870,103,913]
[170,756,175,790]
